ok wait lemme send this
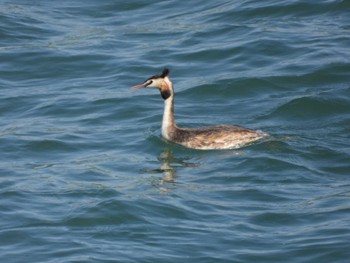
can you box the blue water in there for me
[1,1,350,262]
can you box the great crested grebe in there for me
[132,68,267,150]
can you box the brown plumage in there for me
[132,68,267,150]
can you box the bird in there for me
[132,68,267,150]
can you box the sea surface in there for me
[1,1,350,262]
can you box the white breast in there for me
[161,98,172,140]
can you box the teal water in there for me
[1,1,350,262]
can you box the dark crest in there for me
[160,68,169,78]
[146,68,170,81]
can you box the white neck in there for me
[161,96,175,140]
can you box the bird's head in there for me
[132,68,173,100]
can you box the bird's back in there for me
[171,125,267,150]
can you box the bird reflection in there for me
[143,146,199,192]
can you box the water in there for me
[1,0,350,262]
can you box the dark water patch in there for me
[250,211,304,227]
[224,0,350,20]
[301,145,350,177]
[0,6,59,43]
[273,94,350,121]
[65,199,150,228]
[2,50,114,82]
[25,138,75,152]
[301,63,350,86]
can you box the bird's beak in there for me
[131,81,151,90]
